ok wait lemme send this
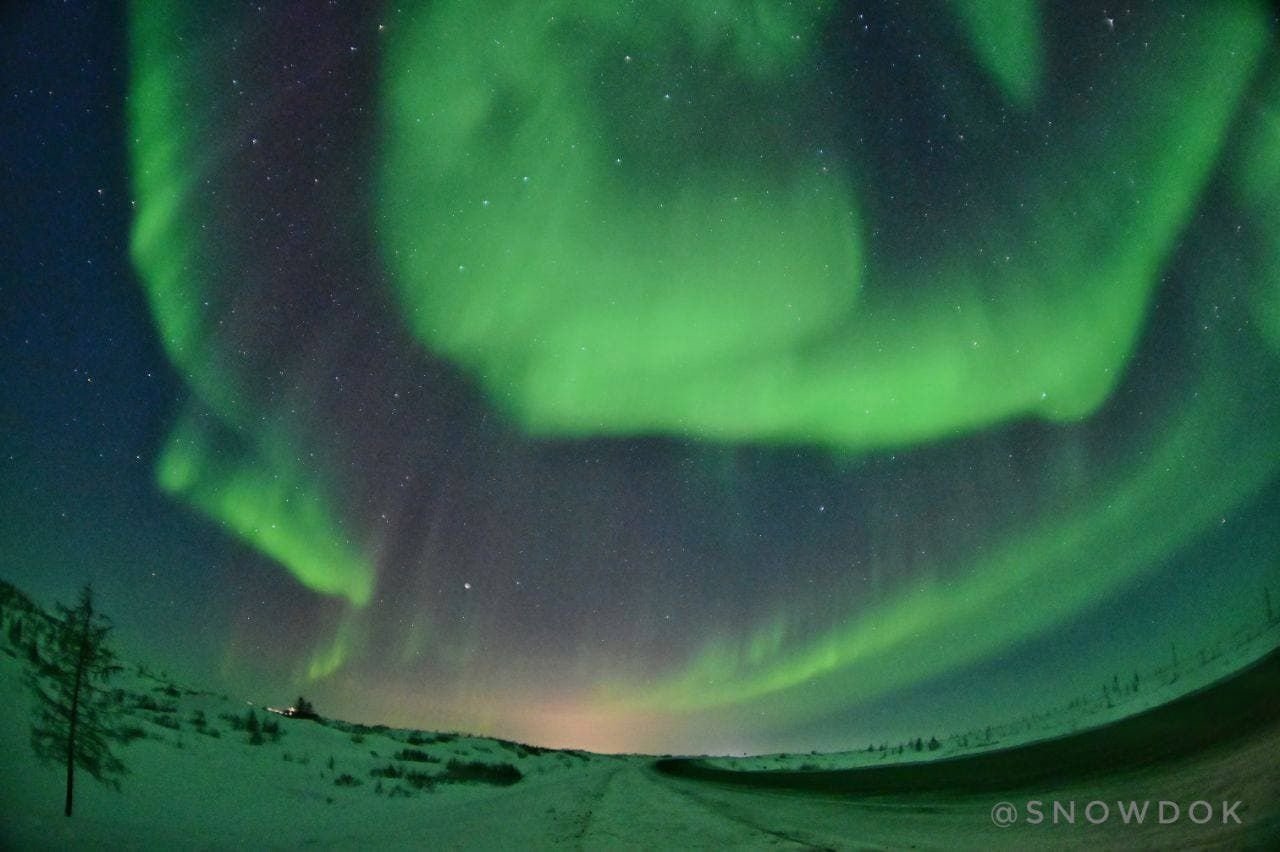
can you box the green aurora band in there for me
[128,3,374,611]
[127,0,1280,743]
[379,1,1264,448]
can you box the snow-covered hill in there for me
[0,582,639,847]
[3,579,1277,849]
[700,605,1280,774]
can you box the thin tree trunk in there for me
[64,605,90,817]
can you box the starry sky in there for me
[2,0,1278,755]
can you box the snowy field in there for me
[702,612,1280,774]
[2,584,1277,849]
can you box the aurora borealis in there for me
[3,1,1279,754]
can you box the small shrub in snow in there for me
[406,731,455,746]
[334,773,361,787]
[442,759,522,786]
[135,695,176,714]
[404,770,436,790]
[244,711,266,745]
[150,713,180,731]
[394,748,440,764]
[496,739,549,758]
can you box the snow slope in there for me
[701,612,1280,774]
[2,580,1276,849]
[0,646,802,849]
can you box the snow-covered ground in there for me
[0,651,631,848]
[2,582,1276,848]
[0,640,834,849]
[701,612,1280,774]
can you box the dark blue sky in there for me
[2,2,1277,755]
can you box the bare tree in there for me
[27,585,126,816]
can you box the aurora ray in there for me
[102,0,1280,753]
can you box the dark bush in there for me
[244,709,266,744]
[497,739,550,758]
[372,762,440,789]
[135,695,177,713]
[292,696,319,719]
[334,773,362,787]
[404,770,436,790]
[117,725,147,743]
[443,759,522,786]
[151,713,181,731]
[394,748,440,764]
[407,731,455,746]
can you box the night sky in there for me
[3,1,1278,755]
